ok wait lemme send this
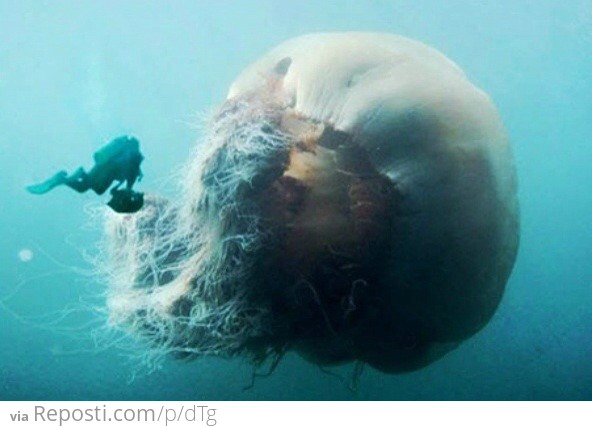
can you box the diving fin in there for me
[26,170,68,194]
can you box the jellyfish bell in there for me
[101,32,519,375]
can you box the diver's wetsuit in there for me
[65,153,143,195]
[26,135,145,213]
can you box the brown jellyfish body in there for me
[101,32,519,374]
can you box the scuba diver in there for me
[26,135,145,213]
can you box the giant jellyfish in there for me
[101,32,519,374]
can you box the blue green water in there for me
[1,0,591,400]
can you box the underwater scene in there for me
[1,0,591,400]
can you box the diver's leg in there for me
[63,167,92,193]
[26,170,68,194]
[90,175,118,195]
[87,165,118,195]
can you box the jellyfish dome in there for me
[102,32,519,373]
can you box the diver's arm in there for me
[112,180,124,191]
